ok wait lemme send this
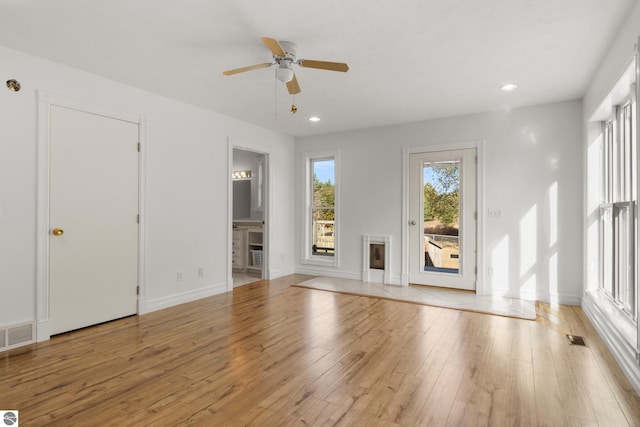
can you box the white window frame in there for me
[303,150,340,267]
[600,96,637,319]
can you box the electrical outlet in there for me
[198,267,204,277]
[177,271,183,281]
[488,208,503,218]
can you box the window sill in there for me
[586,290,637,349]
[302,256,338,268]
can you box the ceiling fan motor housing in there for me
[277,41,297,60]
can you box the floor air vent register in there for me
[567,334,587,346]
[0,321,35,352]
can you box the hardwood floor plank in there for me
[530,321,573,426]
[2,274,640,426]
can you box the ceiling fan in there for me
[222,37,349,95]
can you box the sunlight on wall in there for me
[520,205,538,299]
[546,182,559,303]
[586,130,602,291]
[587,133,603,212]
[491,234,510,292]
[548,182,558,247]
[548,253,559,304]
[521,274,537,300]
[520,205,538,276]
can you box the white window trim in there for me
[599,96,637,317]
[302,149,340,267]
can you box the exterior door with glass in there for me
[409,148,477,290]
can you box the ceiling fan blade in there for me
[222,62,273,76]
[287,73,301,95]
[299,59,349,72]
[261,37,286,57]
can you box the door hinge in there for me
[474,211,478,220]
[137,214,140,224]
[137,143,141,152]
[136,286,140,295]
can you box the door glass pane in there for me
[423,159,460,273]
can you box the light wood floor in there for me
[3,274,640,426]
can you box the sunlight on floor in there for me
[294,276,536,320]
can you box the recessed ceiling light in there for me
[308,116,321,122]
[500,83,518,92]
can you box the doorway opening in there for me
[231,147,267,287]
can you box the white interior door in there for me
[409,149,476,290]
[49,105,139,335]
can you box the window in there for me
[600,99,636,317]
[304,151,339,266]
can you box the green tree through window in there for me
[424,162,459,227]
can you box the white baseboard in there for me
[36,320,50,342]
[295,266,402,285]
[268,266,296,280]
[295,266,362,281]
[545,292,582,306]
[496,289,582,306]
[582,292,640,395]
[139,282,228,315]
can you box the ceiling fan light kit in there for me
[223,37,349,96]
[276,64,294,83]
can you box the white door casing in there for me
[49,105,139,335]
[409,148,477,290]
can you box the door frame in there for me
[36,91,146,341]
[227,138,270,290]
[401,140,487,294]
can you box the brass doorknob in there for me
[52,228,64,236]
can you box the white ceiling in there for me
[0,0,635,136]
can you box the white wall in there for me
[295,100,583,304]
[583,2,640,119]
[0,45,295,330]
